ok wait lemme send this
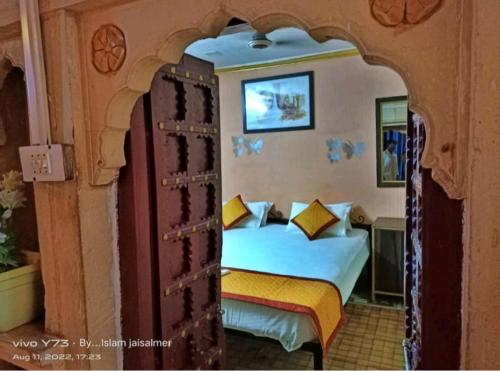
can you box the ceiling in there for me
[185,26,356,69]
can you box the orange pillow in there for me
[291,199,340,240]
[222,195,251,230]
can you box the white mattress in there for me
[221,224,369,351]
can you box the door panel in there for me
[151,55,224,370]
[119,54,224,370]
[404,114,462,369]
[118,96,158,370]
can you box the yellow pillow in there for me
[291,199,340,240]
[223,195,251,230]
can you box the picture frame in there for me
[241,71,314,133]
[375,95,408,188]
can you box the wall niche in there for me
[0,67,38,252]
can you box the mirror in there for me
[376,96,408,187]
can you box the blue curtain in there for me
[384,131,406,180]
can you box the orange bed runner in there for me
[221,269,345,351]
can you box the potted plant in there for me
[0,170,43,332]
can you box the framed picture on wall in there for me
[375,96,408,188]
[241,71,314,133]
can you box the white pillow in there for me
[223,201,273,228]
[286,201,352,237]
[333,202,354,230]
[260,202,274,226]
[325,203,352,236]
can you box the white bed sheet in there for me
[221,224,369,351]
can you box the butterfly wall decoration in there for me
[245,138,264,155]
[327,138,366,163]
[232,136,265,157]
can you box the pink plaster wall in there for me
[219,55,406,220]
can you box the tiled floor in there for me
[226,302,405,370]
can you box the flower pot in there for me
[0,250,44,332]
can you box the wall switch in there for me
[19,144,74,182]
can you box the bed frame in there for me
[225,328,325,370]
[223,209,372,370]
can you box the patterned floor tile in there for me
[226,302,404,370]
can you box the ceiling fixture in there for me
[248,32,272,49]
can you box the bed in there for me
[221,220,370,369]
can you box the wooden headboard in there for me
[267,206,288,225]
[350,214,371,235]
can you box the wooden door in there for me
[404,114,462,369]
[118,54,224,370]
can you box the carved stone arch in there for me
[92,2,465,199]
[97,9,315,185]
[308,25,415,98]
[307,25,444,181]
[249,12,311,32]
[99,11,234,184]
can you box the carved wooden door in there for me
[404,111,424,369]
[404,114,462,370]
[119,54,224,370]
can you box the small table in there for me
[371,217,405,302]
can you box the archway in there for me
[68,1,470,369]
[112,17,460,371]
[83,2,466,200]
[99,16,428,186]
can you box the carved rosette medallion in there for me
[370,0,442,26]
[92,24,126,74]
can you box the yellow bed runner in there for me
[221,269,345,351]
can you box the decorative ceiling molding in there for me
[91,24,126,74]
[370,0,442,27]
[215,49,359,74]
